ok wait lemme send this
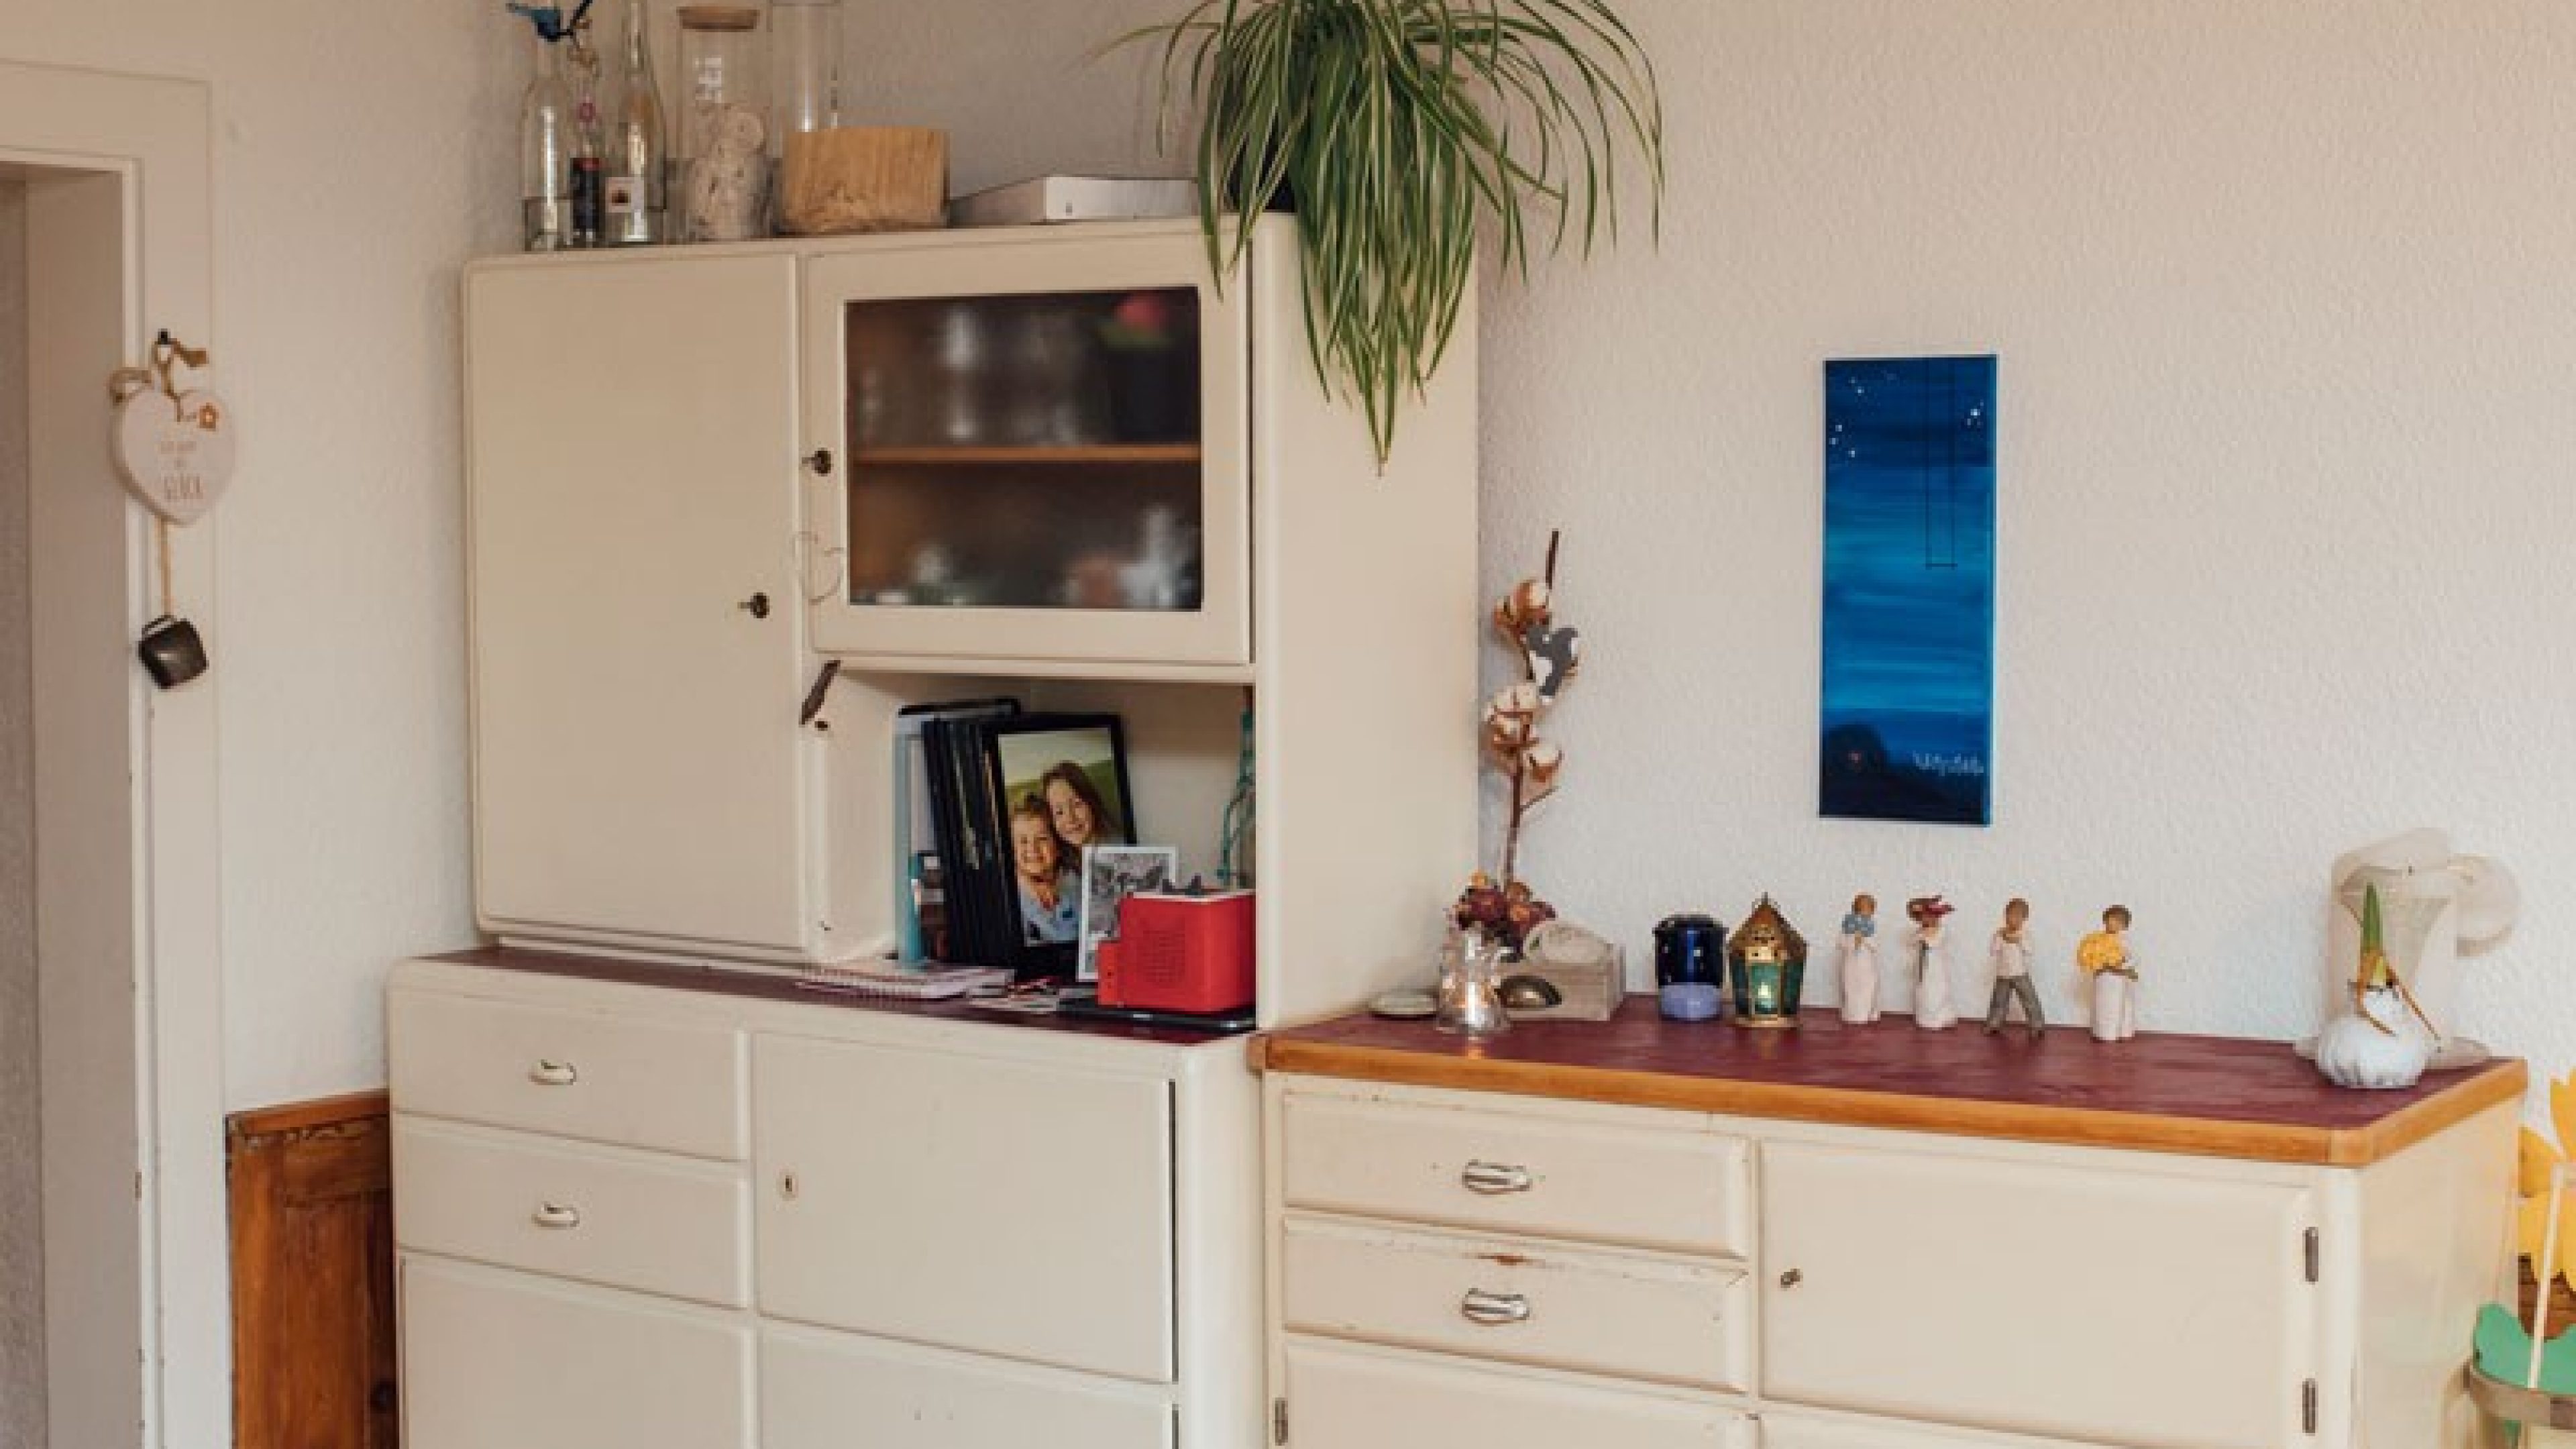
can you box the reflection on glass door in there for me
[844,288,1205,613]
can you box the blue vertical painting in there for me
[1819,356,1996,826]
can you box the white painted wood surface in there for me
[1283,1338,1756,1449]
[753,1032,1176,1383]
[1281,1214,1752,1392]
[400,1258,754,1449]
[1279,1091,1749,1256]
[466,252,824,959]
[391,1118,753,1308]
[1267,1073,2509,1449]
[388,989,749,1159]
[763,1325,1177,1449]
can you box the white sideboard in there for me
[1257,1008,2522,1449]
[389,952,1262,1449]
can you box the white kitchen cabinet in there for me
[753,1032,1175,1381]
[391,954,1265,1449]
[400,1256,754,1449]
[1260,1059,2518,1449]
[1762,1142,2314,1449]
[462,218,1478,1023]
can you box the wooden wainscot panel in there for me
[228,1089,397,1449]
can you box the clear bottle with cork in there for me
[603,0,666,246]
[513,6,576,252]
[566,18,607,248]
[676,5,769,242]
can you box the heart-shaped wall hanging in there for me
[111,386,235,525]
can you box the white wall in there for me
[0,173,46,1449]
[872,1,2576,1076]
[0,9,511,1110]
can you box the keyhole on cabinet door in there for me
[779,1170,800,1201]
[1778,1269,1803,1290]
[739,592,771,620]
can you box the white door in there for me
[751,1034,1175,1381]
[466,252,820,959]
[1281,1338,1754,1449]
[763,1326,1173,1449]
[400,1257,753,1449]
[1761,1141,2316,1449]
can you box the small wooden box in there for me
[1501,943,1624,1022]
[780,127,948,235]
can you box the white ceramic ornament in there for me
[2314,985,2436,1090]
[112,387,235,525]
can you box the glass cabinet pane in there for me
[845,289,1205,612]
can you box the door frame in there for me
[0,59,224,1449]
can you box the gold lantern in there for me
[1727,896,1809,1028]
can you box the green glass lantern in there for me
[1727,896,1809,1028]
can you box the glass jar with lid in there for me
[675,5,768,241]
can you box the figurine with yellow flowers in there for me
[1455,532,1580,953]
[2076,906,2140,1043]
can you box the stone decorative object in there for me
[781,126,949,235]
[1502,920,1623,1022]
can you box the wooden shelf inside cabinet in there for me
[854,443,1205,468]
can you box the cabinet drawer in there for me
[1280,1091,1748,1256]
[400,1258,752,1449]
[389,990,747,1159]
[394,1120,750,1307]
[1762,1141,2316,1449]
[764,1328,1173,1449]
[1283,1338,1754,1449]
[1281,1216,1750,1393]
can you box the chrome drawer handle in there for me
[1459,1289,1532,1327]
[532,1202,582,1230]
[1460,1161,1532,1195]
[529,1060,578,1087]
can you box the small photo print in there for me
[1078,845,1179,982]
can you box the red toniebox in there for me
[1095,889,1256,1015]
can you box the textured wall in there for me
[1,174,45,1449]
[869,1,2576,1084]
[0,9,512,1110]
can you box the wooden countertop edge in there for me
[1249,1037,2528,1168]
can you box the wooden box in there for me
[1501,942,1623,1022]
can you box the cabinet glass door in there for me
[804,228,1251,667]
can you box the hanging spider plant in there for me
[1127,0,1664,465]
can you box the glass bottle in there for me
[517,28,575,252]
[1434,927,1513,1039]
[676,5,769,242]
[566,25,607,248]
[769,0,841,152]
[604,0,666,246]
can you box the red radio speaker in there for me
[1095,889,1256,1015]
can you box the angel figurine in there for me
[1837,894,1882,1024]
[1906,896,1958,1030]
[2077,905,2139,1042]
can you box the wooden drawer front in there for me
[753,1035,1175,1383]
[1281,1216,1750,1392]
[763,1328,1174,1449]
[1762,1142,2316,1449]
[1283,1338,1754,1449]
[394,1120,750,1307]
[400,1258,751,1449]
[389,991,747,1160]
[1280,1091,1747,1256]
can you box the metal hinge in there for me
[1273,1397,1288,1445]
[2302,1378,2318,1434]
[2304,1226,2320,1283]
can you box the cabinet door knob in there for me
[528,1060,578,1087]
[804,448,834,476]
[1459,1289,1532,1326]
[532,1202,582,1230]
[1778,1268,1803,1289]
[1460,1161,1533,1195]
[739,592,771,620]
